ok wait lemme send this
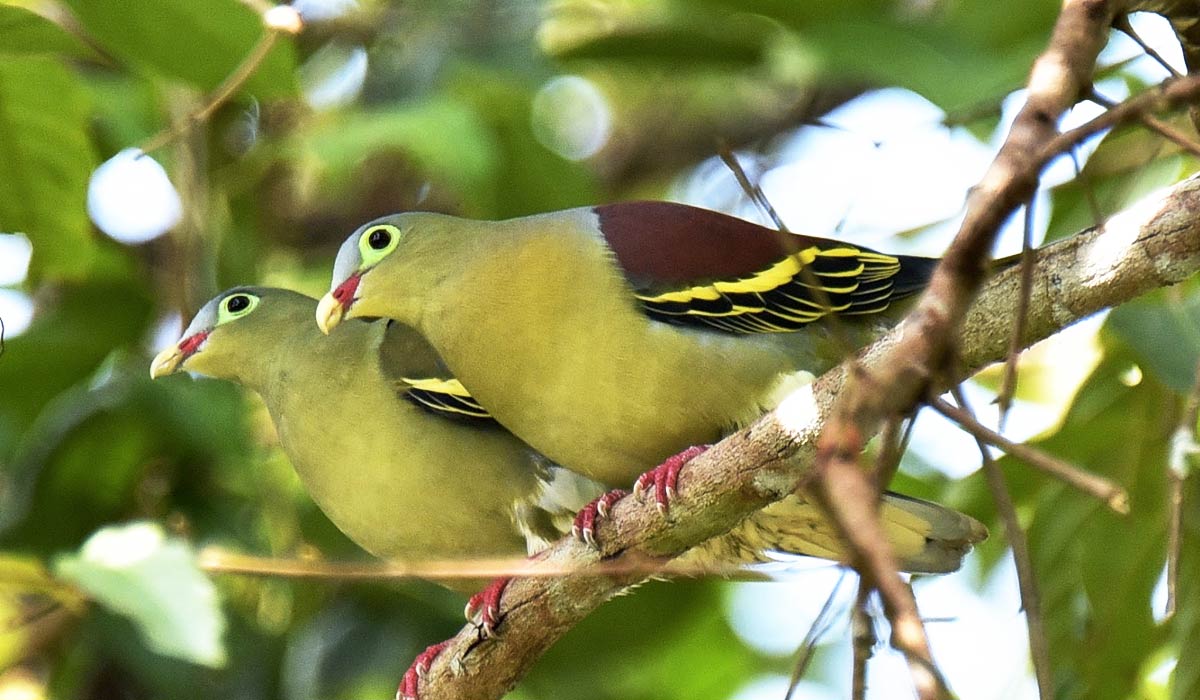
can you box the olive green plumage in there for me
[156,286,983,576]
[316,204,988,572]
[151,287,602,591]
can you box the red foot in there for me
[571,489,629,548]
[465,576,510,638]
[633,445,710,514]
[396,639,450,700]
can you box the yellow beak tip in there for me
[149,347,184,380]
[315,293,345,335]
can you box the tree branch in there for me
[928,397,1128,512]
[418,171,1200,700]
[808,1,1121,693]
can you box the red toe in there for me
[396,639,451,700]
[595,489,626,518]
[634,445,710,514]
[465,576,511,637]
[572,489,628,548]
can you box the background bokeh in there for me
[2,1,1199,699]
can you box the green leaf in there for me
[540,1,773,66]
[530,579,763,699]
[1107,280,1200,394]
[1044,114,1193,245]
[447,65,598,217]
[0,4,92,57]
[0,281,152,447]
[297,98,501,216]
[798,20,1041,111]
[55,522,226,667]
[1021,345,1170,698]
[0,57,98,279]
[948,337,1176,696]
[569,0,1049,110]
[64,0,296,98]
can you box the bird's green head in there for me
[316,212,455,335]
[150,287,305,382]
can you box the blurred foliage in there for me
[0,0,1197,699]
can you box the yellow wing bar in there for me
[635,245,904,334]
[400,377,493,420]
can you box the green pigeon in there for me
[156,285,984,699]
[152,286,609,698]
[151,287,606,571]
[314,202,987,524]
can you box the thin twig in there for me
[139,6,302,156]
[0,316,6,359]
[1089,88,1200,158]
[949,387,1052,700]
[812,424,951,700]
[140,33,277,155]
[3,599,65,634]
[1167,464,1183,618]
[997,199,1037,430]
[785,571,849,700]
[1038,74,1200,162]
[1166,357,1200,618]
[1113,14,1184,78]
[929,397,1129,513]
[1069,148,1105,232]
[1133,112,1200,157]
[717,143,788,232]
[198,547,728,580]
[715,145,855,358]
[850,579,875,700]
[872,414,908,490]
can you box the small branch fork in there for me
[807,1,1126,696]
[929,398,1129,513]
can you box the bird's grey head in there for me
[318,212,463,334]
[151,287,310,382]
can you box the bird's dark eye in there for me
[367,228,391,250]
[226,295,250,313]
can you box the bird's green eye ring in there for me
[358,224,401,266]
[216,293,260,325]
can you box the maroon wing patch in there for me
[595,201,801,286]
[593,201,934,334]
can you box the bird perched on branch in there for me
[315,201,950,495]
[155,285,984,699]
[151,287,607,697]
[150,288,602,566]
[314,200,988,646]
